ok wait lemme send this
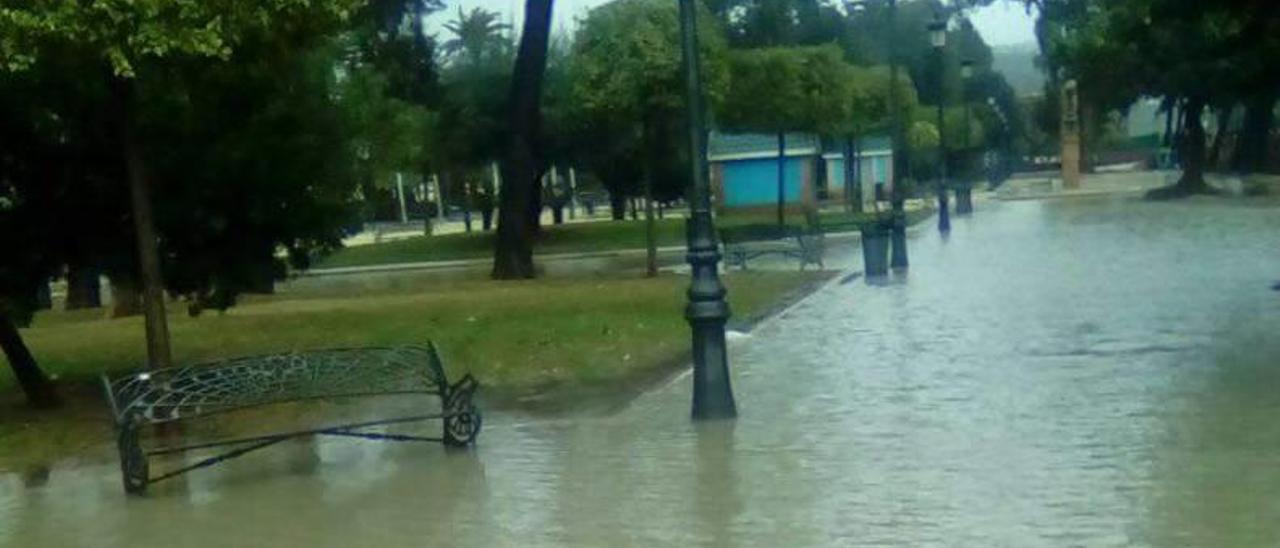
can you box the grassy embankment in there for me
[0,270,831,470]
[320,209,930,269]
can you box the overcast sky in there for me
[426,0,1038,47]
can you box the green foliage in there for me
[441,6,512,67]
[337,57,432,186]
[718,47,806,133]
[572,0,728,122]
[432,6,514,181]
[1025,0,1280,113]
[720,45,913,138]
[713,0,844,48]
[0,0,362,76]
[0,1,381,316]
[568,0,728,202]
[139,43,362,310]
[847,64,918,135]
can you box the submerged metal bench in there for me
[101,343,480,495]
[720,224,824,270]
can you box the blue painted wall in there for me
[824,156,891,188]
[721,157,804,207]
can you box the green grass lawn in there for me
[319,208,928,269]
[0,270,830,470]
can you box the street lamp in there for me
[847,0,909,267]
[678,0,735,420]
[886,0,909,269]
[929,14,950,233]
[957,58,975,214]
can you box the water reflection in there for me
[693,422,739,548]
[3,196,1280,546]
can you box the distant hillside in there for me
[991,42,1045,97]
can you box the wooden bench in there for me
[720,224,824,270]
[101,343,480,495]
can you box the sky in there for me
[426,0,1039,47]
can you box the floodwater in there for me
[4,193,1280,546]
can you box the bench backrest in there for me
[719,224,804,244]
[102,344,449,425]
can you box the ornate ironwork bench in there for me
[720,224,825,270]
[101,343,480,495]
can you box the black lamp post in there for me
[887,0,909,269]
[957,58,975,214]
[678,0,735,420]
[929,14,950,233]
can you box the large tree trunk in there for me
[65,265,102,310]
[1208,105,1232,170]
[776,132,786,226]
[644,179,657,278]
[1080,99,1096,174]
[492,0,554,279]
[1179,97,1209,191]
[112,77,173,370]
[1149,96,1211,199]
[610,192,627,220]
[0,313,59,408]
[527,170,545,235]
[1233,90,1277,174]
[843,137,854,212]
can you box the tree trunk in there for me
[111,77,173,370]
[65,265,102,310]
[492,0,554,279]
[1162,98,1176,148]
[610,192,627,220]
[1208,105,1232,170]
[854,134,865,211]
[527,169,546,235]
[629,197,638,220]
[0,313,59,408]
[1080,99,1096,174]
[1150,96,1211,200]
[843,137,853,212]
[776,132,786,226]
[1233,90,1277,174]
[644,179,657,278]
[481,208,493,231]
[1178,97,1209,192]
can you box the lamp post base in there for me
[689,318,736,420]
[890,209,909,269]
[956,185,973,215]
[938,191,951,233]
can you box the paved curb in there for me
[300,234,869,278]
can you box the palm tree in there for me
[441,7,511,67]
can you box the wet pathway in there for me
[4,195,1280,546]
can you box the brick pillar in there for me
[1061,80,1082,189]
[801,158,817,214]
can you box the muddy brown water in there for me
[3,194,1280,546]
